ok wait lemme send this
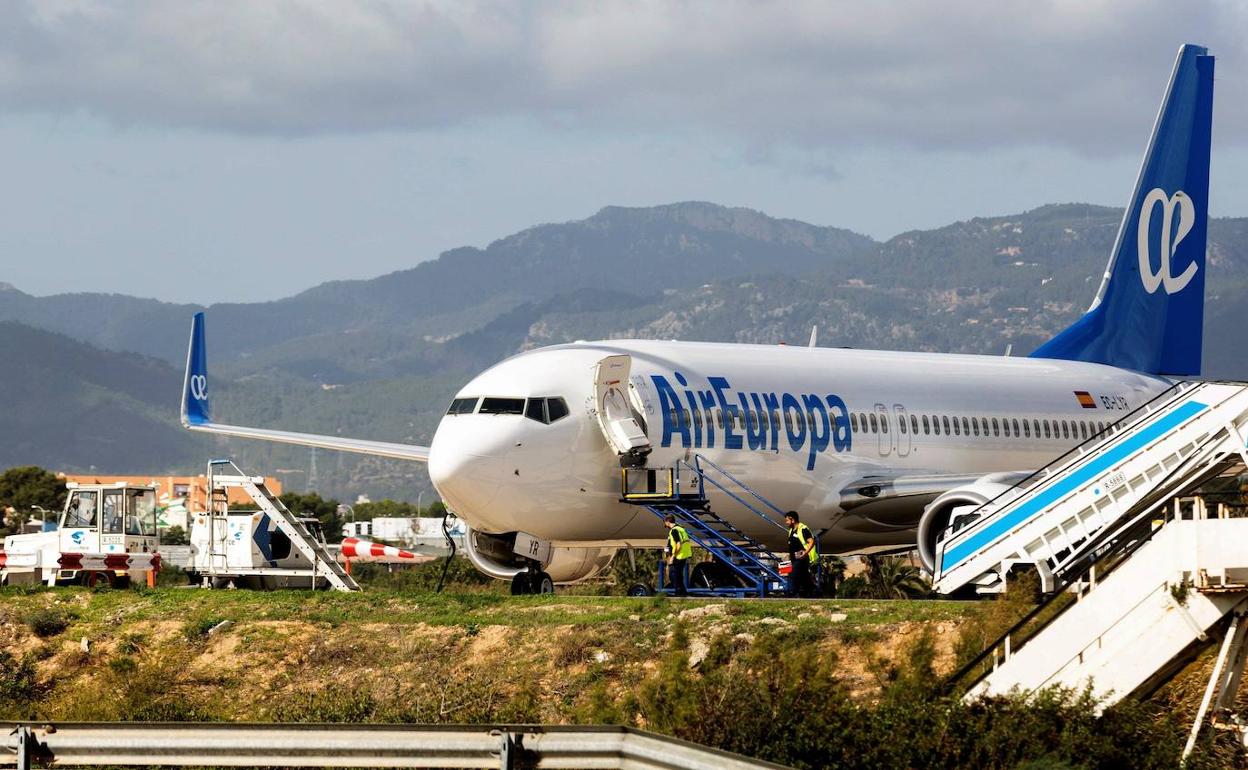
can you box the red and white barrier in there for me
[57,552,162,572]
[339,537,430,564]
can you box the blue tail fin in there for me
[181,312,211,426]
[1030,44,1214,376]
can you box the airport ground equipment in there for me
[186,459,359,592]
[621,455,788,597]
[0,481,160,588]
[931,381,1248,756]
[932,381,1248,597]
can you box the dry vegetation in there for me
[0,584,1242,769]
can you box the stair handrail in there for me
[939,449,1236,697]
[686,454,789,532]
[653,503,785,587]
[935,380,1200,568]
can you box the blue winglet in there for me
[1031,44,1214,376]
[181,312,211,426]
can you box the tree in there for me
[0,466,66,537]
[864,555,931,599]
[278,491,344,543]
[353,499,420,519]
[161,525,190,546]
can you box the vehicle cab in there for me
[59,482,159,556]
[0,481,160,587]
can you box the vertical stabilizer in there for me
[1031,44,1214,375]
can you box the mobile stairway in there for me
[621,455,789,597]
[933,381,1248,596]
[194,459,360,592]
[932,381,1248,758]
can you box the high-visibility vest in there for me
[789,523,818,564]
[668,525,692,560]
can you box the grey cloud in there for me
[0,1,1244,152]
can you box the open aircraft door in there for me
[593,355,652,467]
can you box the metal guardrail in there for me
[2,722,792,769]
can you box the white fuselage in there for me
[427,340,1170,552]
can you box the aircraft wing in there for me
[834,471,1028,529]
[179,313,431,463]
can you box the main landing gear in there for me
[510,562,554,595]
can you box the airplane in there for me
[181,44,1215,593]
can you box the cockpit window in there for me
[479,397,525,415]
[546,397,569,422]
[524,397,571,424]
[446,397,479,415]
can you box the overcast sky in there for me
[1,0,1246,303]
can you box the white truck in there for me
[0,482,161,588]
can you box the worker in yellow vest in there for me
[664,513,692,596]
[785,510,818,597]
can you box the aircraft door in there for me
[894,404,911,457]
[592,355,652,466]
[874,403,893,457]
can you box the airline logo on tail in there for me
[1138,188,1198,295]
[189,374,208,402]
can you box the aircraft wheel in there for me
[627,583,653,597]
[536,572,555,594]
[510,571,533,595]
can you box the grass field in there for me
[0,583,1239,768]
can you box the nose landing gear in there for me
[510,560,555,595]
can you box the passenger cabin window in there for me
[911,415,919,434]
[869,413,878,432]
[922,415,931,434]
[942,416,951,435]
[446,397,479,415]
[479,397,525,415]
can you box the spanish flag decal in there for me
[1074,391,1097,409]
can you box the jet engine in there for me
[916,472,1030,573]
[463,527,617,584]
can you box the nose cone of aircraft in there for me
[427,418,509,528]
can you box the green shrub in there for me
[613,620,1227,769]
[0,651,37,704]
[350,557,494,592]
[23,607,69,637]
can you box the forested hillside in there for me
[2,201,1245,501]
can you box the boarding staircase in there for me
[621,455,788,597]
[204,459,360,592]
[933,381,1248,596]
[932,381,1248,758]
